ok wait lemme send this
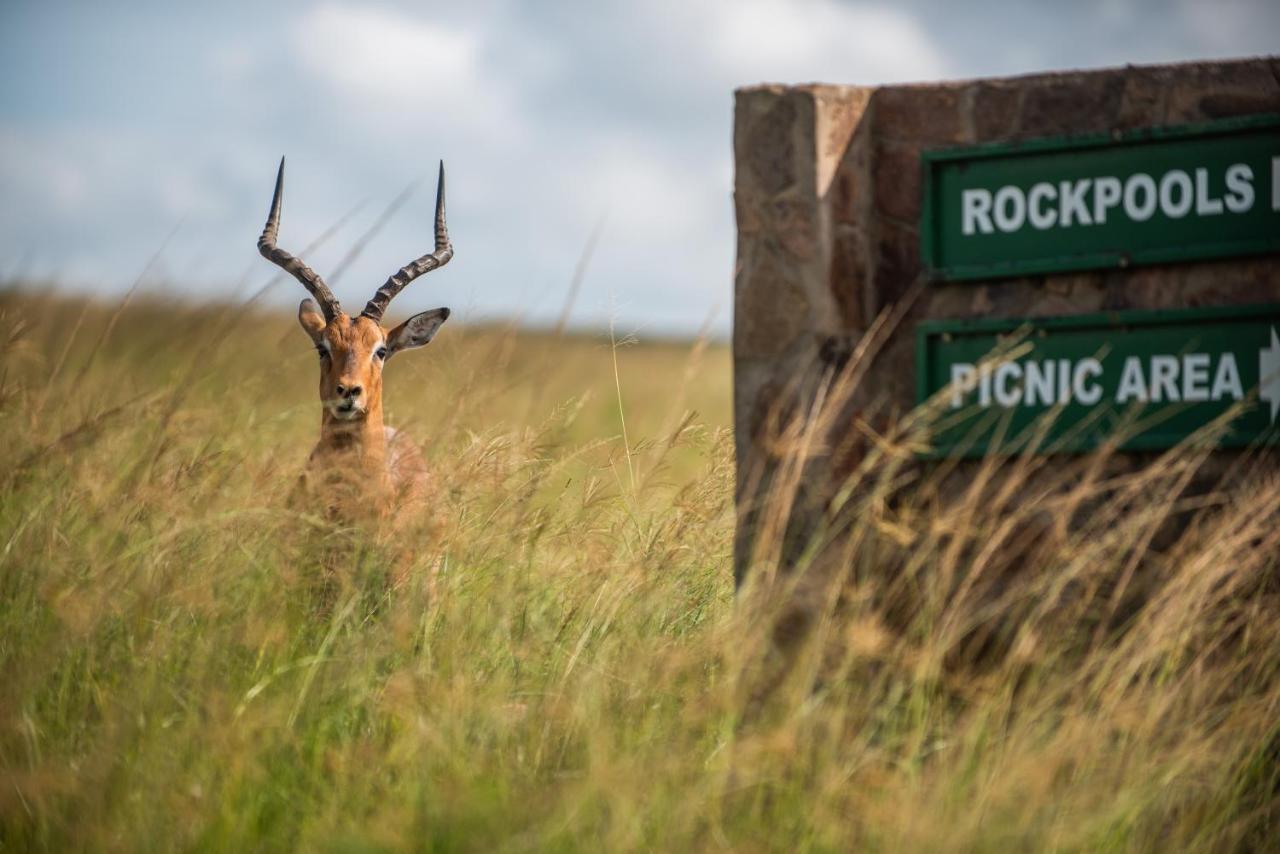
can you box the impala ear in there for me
[387,307,450,358]
[297,299,326,343]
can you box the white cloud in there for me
[0,123,282,292]
[4,0,1274,337]
[575,142,721,239]
[644,0,948,87]
[291,3,521,141]
[0,128,240,224]
[1174,0,1268,54]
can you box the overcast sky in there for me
[2,0,1277,337]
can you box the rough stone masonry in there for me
[732,57,1280,586]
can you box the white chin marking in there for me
[329,406,365,421]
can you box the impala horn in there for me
[258,157,343,321]
[361,161,453,323]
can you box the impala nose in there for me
[335,384,362,400]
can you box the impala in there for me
[258,157,453,560]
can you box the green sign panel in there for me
[915,304,1280,457]
[920,115,1280,280]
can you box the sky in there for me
[1,0,1277,338]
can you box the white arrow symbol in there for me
[1261,326,1280,424]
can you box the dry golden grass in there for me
[1,289,1277,852]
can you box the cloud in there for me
[1173,0,1274,55]
[0,121,282,292]
[703,0,949,85]
[2,0,1276,337]
[0,0,962,334]
[291,3,522,141]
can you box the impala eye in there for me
[316,346,329,360]
[375,346,388,361]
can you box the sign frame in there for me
[919,113,1280,282]
[914,303,1280,458]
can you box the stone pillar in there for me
[732,84,873,585]
[732,58,1280,587]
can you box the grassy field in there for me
[1,289,1278,851]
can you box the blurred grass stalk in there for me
[0,285,1277,851]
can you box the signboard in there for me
[915,304,1280,457]
[920,115,1280,280]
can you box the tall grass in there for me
[1,290,1277,851]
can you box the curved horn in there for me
[361,161,453,322]
[257,157,342,321]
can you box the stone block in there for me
[827,226,869,330]
[972,80,1022,139]
[1114,67,1168,130]
[737,90,802,198]
[873,141,923,221]
[1196,91,1280,118]
[921,284,972,320]
[813,86,872,195]
[874,221,920,305]
[1019,73,1126,137]
[828,134,873,226]
[827,163,864,227]
[734,251,812,360]
[1164,62,1280,122]
[873,84,969,144]
[733,191,764,236]
[766,196,819,261]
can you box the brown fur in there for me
[296,305,447,590]
[257,158,454,594]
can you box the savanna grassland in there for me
[1,289,1278,852]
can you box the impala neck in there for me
[319,400,387,469]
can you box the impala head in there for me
[258,157,453,423]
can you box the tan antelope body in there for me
[258,158,453,579]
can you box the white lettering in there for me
[1093,176,1122,224]
[1159,170,1193,218]
[1224,164,1254,214]
[1073,358,1104,405]
[1024,360,1055,406]
[1182,353,1211,402]
[1028,183,1058,230]
[962,163,1263,234]
[1194,168,1224,216]
[1211,354,1244,400]
[1060,179,1093,227]
[949,363,977,408]
[995,362,1023,407]
[949,354,1238,413]
[962,189,994,235]
[1116,357,1148,404]
[1124,173,1158,221]
[1150,355,1180,402]
[993,186,1027,232]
